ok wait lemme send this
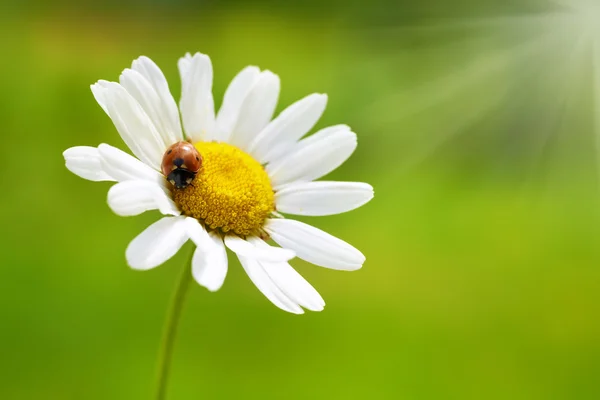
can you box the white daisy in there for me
[63,53,373,314]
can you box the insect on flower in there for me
[161,141,202,189]
[63,53,374,313]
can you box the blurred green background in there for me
[2,0,600,399]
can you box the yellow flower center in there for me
[172,142,275,236]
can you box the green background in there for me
[2,0,600,399]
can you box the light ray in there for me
[591,33,600,184]
[523,31,590,186]
[363,1,600,181]
[365,29,564,128]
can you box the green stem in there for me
[155,250,193,400]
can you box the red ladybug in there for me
[161,142,202,189]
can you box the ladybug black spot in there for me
[196,156,200,161]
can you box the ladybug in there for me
[161,141,202,189]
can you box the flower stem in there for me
[155,250,193,400]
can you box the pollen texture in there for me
[172,142,274,235]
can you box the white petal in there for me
[178,53,215,142]
[130,56,183,145]
[63,146,114,182]
[107,180,179,217]
[97,144,166,188]
[248,93,328,163]
[275,181,373,216]
[224,235,295,262]
[183,217,212,252]
[266,124,348,164]
[264,219,365,271]
[215,66,261,140]
[120,68,183,146]
[256,141,296,167]
[228,71,280,151]
[177,53,193,76]
[91,80,111,114]
[125,216,189,271]
[93,81,165,169]
[266,125,357,188]
[131,56,172,97]
[261,261,325,312]
[251,239,324,311]
[239,256,303,314]
[192,232,228,292]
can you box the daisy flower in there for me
[63,53,373,314]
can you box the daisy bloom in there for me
[63,53,374,314]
